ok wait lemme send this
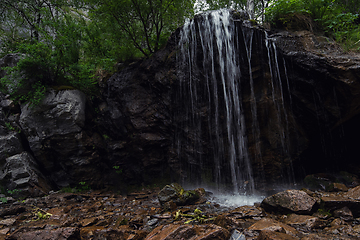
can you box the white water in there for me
[176,9,296,195]
[177,9,254,193]
[210,193,265,207]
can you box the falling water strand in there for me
[177,10,254,193]
[242,27,262,171]
[265,34,295,183]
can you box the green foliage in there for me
[265,0,309,26]
[174,208,215,224]
[0,1,98,106]
[0,188,21,203]
[7,189,21,195]
[113,166,123,175]
[32,207,52,221]
[5,122,16,132]
[323,12,359,41]
[85,0,195,58]
[265,0,360,51]
[317,208,332,217]
[78,181,91,191]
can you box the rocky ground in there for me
[1,181,360,239]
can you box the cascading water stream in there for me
[265,33,295,183]
[177,10,253,193]
[175,9,297,195]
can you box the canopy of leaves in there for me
[0,0,194,105]
[265,0,360,50]
[0,0,97,105]
[84,0,195,58]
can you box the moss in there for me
[249,19,258,26]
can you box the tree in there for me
[200,0,271,21]
[85,0,195,57]
[0,0,97,105]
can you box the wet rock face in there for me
[19,89,106,189]
[99,22,360,188]
[275,31,360,176]
[101,38,177,185]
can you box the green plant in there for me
[323,12,359,43]
[265,0,359,51]
[32,207,52,221]
[60,186,74,193]
[7,189,21,195]
[317,208,332,217]
[78,181,90,191]
[113,166,123,175]
[5,122,16,131]
[265,0,309,26]
[0,197,8,204]
[174,208,215,224]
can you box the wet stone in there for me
[261,190,316,214]
[333,206,354,221]
[283,214,320,232]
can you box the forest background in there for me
[0,0,358,105]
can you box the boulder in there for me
[261,190,317,214]
[344,185,360,200]
[0,132,23,161]
[333,206,353,221]
[157,183,200,206]
[19,89,106,189]
[320,191,360,217]
[304,174,334,191]
[0,152,52,196]
[327,183,348,192]
[19,89,86,141]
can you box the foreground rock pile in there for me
[1,183,360,239]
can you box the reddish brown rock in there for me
[8,227,79,240]
[333,206,353,221]
[257,230,299,240]
[344,185,360,200]
[229,205,265,219]
[144,223,230,240]
[327,183,348,192]
[247,218,299,237]
[283,214,320,232]
[320,192,360,216]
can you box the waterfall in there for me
[175,9,296,193]
[265,35,295,183]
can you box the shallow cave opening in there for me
[297,113,360,181]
